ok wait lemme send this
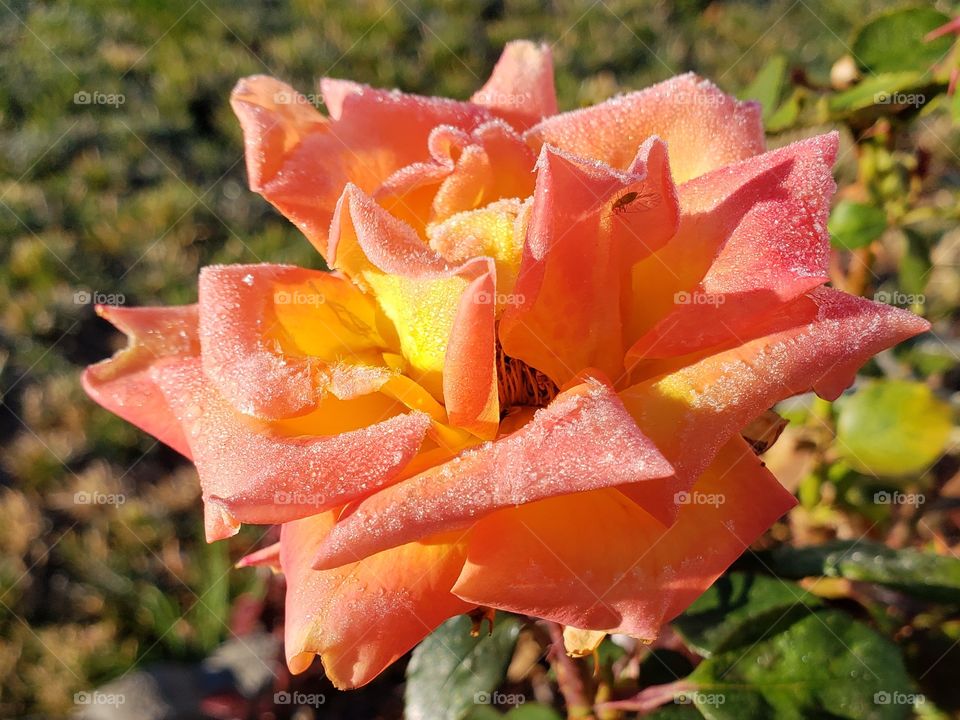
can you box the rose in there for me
[84,40,928,688]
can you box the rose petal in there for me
[626,133,839,362]
[618,287,930,523]
[199,263,392,419]
[451,436,796,637]
[312,378,673,570]
[527,73,764,183]
[443,268,500,438]
[231,75,495,258]
[499,143,677,385]
[330,184,498,417]
[281,513,471,688]
[82,304,200,458]
[150,357,431,541]
[471,40,558,126]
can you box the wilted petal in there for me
[528,73,764,183]
[82,305,200,458]
[281,512,472,688]
[471,40,558,126]
[626,133,839,362]
[312,378,673,570]
[150,358,431,541]
[451,437,796,637]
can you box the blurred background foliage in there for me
[2,0,960,718]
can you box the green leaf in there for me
[828,72,927,115]
[688,610,917,720]
[852,7,952,75]
[504,705,563,720]
[765,89,802,133]
[835,380,951,477]
[740,55,788,122]
[645,705,704,719]
[754,541,960,604]
[898,227,935,297]
[828,200,888,249]
[406,614,522,720]
[674,573,821,657]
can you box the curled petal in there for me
[331,185,498,420]
[82,305,199,458]
[444,269,499,438]
[451,437,796,637]
[528,73,764,183]
[236,542,281,571]
[500,144,677,385]
[199,263,392,419]
[312,378,673,570]
[626,133,839,362]
[471,40,558,126]
[281,513,472,688]
[231,76,495,258]
[619,287,929,523]
[150,358,431,541]
[432,122,537,221]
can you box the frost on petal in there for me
[431,122,537,222]
[312,378,673,570]
[428,198,527,302]
[373,122,537,239]
[499,144,677,386]
[330,185,497,412]
[451,437,796,638]
[626,133,839,362]
[527,73,764,184]
[199,264,393,420]
[471,40,558,127]
[618,287,930,524]
[82,304,200,458]
[281,513,472,688]
[231,76,495,258]
[150,358,431,541]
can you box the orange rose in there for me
[84,41,929,688]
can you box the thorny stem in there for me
[546,622,596,720]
